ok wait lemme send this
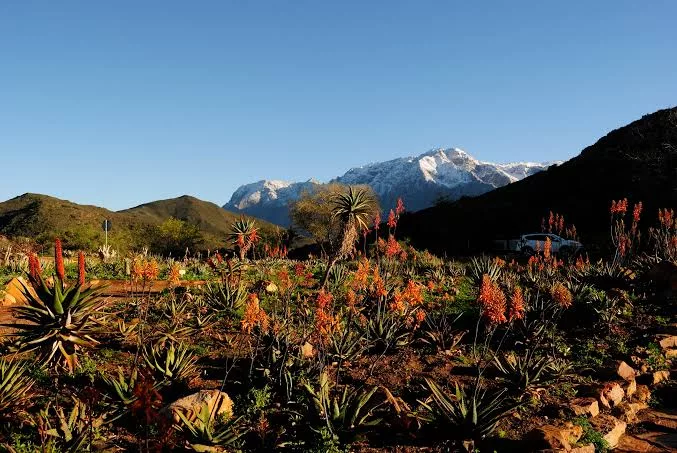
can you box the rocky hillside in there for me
[398,107,677,254]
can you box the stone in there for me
[644,409,677,431]
[635,431,677,451]
[652,370,670,385]
[658,335,677,350]
[590,414,627,449]
[616,434,666,452]
[635,384,652,403]
[526,423,583,451]
[614,401,648,423]
[599,382,625,408]
[624,379,637,399]
[300,342,314,358]
[166,390,233,425]
[666,349,677,359]
[569,445,595,453]
[4,277,28,305]
[616,361,637,381]
[265,282,278,293]
[569,397,599,417]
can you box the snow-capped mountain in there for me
[224,148,557,226]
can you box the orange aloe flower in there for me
[54,238,65,282]
[551,282,572,308]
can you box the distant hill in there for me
[398,107,677,255]
[0,193,279,253]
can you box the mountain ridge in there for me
[224,148,556,225]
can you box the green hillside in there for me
[0,193,279,253]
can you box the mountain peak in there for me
[225,147,554,226]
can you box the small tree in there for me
[321,186,378,287]
[151,217,203,256]
[290,183,378,257]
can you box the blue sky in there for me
[1,1,676,210]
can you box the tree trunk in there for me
[321,256,340,288]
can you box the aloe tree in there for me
[229,217,259,261]
[321,186,377,287]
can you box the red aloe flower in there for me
[395,197,405,216]
[373,212,381,230]
[54,238,65,282]
[29,253,42,281]
[632,202,643,223]
[78,251,86,286]
[387,209,396,228]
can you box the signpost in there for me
[102,220,112,247]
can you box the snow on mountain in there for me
[224,148,557,226]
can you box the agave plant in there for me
[303,371,383,443]
[493,349,556,391]
[143,341,198,384]
[40,397,111,452]
[202,280,247,313]
[469,256,503,286]
[6,248,106,372]
[422,378,519,449]
[419,313,466,354]
[364,301,412,352]
[0,358,35,416]
[175,402,247,451]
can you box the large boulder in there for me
[599,382,625,408]
[525,423,583,451]
[166,390,233,425]
[591,414,627,449]
[616,361,637,382]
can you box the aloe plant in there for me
[40,397,110,452]
[0,358,35,416]
[303,371,383,443]
[142,341,197,384]
[175,402,247,451]
[6,275,106,372]
[422,378,519,448]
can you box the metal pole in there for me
[105,221,108,247]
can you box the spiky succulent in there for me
[142,341,198,384]
[6,274,106,373]
[0,358,35,416]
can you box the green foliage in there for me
[0,358,35,416]
[40,397,110,452]
[150,217,203,255]
[175,402,247,451]
[6,276,106,372]
[142,341,198,384]
[646,342,668,371]
[573,417,609,452]
[303,371,383,444]
[422,378,519,444]
[493,349,557,392]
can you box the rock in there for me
[569,445,595,453]
[617,361,637,381]
[526,423,583,451]
[616,434,667,452]
[635,431,677,451]
[635,384,652,403]
[166,390,233,425]
[569,397,599,417]
[614,401,648,423]
[599,382,625,408]
[591,414,627,449]
[652,370,670,385]
[658,335,677,350]
[4,277,28,305]
[666,349,677,359]
[300,342,314,358]
[643,409,677,431]
[624,379,637,399]
[265,282,278,293]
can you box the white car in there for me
[516,233,583,257]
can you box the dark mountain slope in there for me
[399,107,677,255]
